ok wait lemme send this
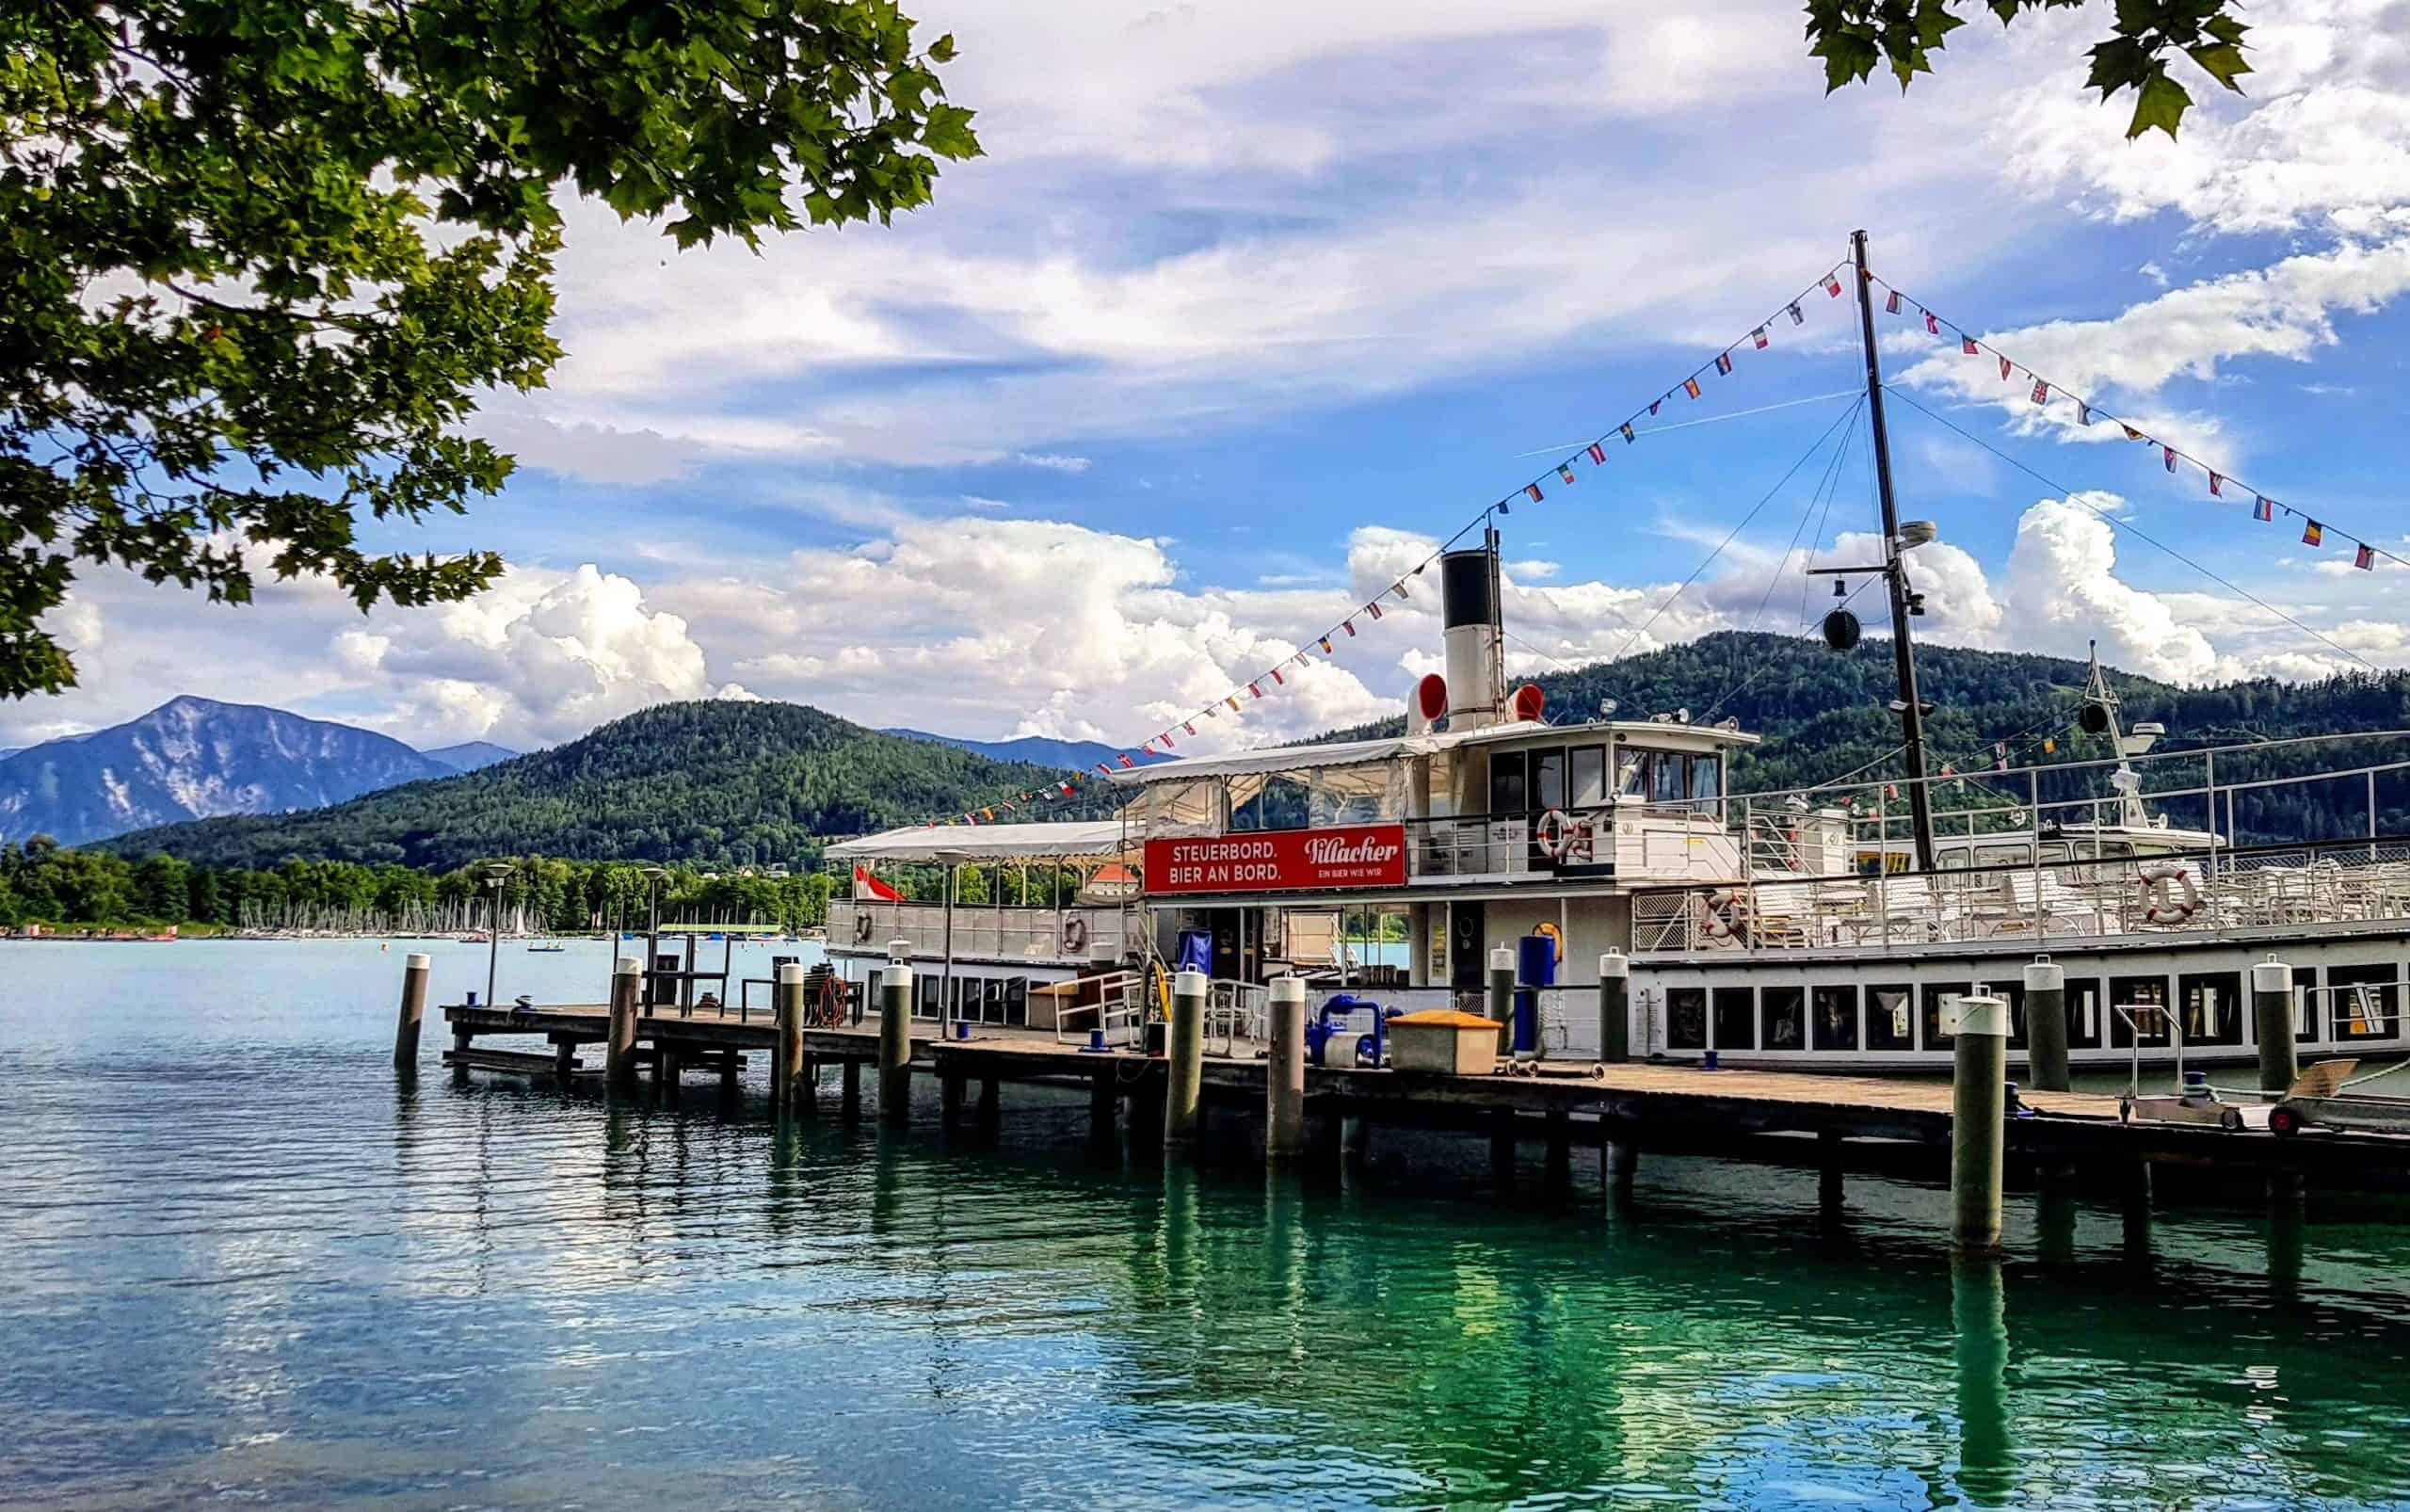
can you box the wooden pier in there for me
[431,995,2410,1212]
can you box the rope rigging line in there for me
[1860,269,2406,574]
[1880,383,2380,674]
[1605,393,1865,668]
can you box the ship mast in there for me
[1848,229,1938,872]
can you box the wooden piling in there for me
[771,960,806,1113]
[393,952,431,1071]
[553,1037,577,1084]
[841,1058,862,1120]
[1088,1065,1117,1143]
[1265,975,1307,1160]
[879,962,914,1130]
[1818,1128,1845,1214]
[1165,969,1206,1150]
[1489,1108,1516,1186]
[940,1068,966,1127]
[605,957,640,1096]
[1598,950,1630,1064]
[2253,957,2298,1100]
[2023,957,2067,1092]
[977,1075,1000,1134]
[1951,993,2009,1254]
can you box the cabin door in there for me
[1447,901,1486,989]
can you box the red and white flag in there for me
[852,865,903,902]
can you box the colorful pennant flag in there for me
[1342,619,1357,636]
[2254,496,2273,523]
[1558,463,1577,485]
[1183,721,1196,735]
[1248,682,1261,698]
[1270,668,1284,685]
[1999,356,2012,381]
[1925,311,1939,335]
[1962,336,1978,356]
[1825,275,1842,298]
[2163,446,2177,473]
[2357,543,2375,570]
[1788,301,1805,326]
[1620,424,1636,443]
[1367,600,1384,620]
[1885,289,1901,314]
[1649,398,1663,416]
[2303,521,2323,547]
[1318,635,1334,653]
[1683,377,1702,399]
[2209,472,2223,497]
[2042,738,2056,755]
[2077,400,2091,425]
[1753,327,1770,349]
[2123,425,2144,442]
[1115,756,1133,771]
[1714,352,1733,376]
[2030,378,2048,405]
[1588,442,1607,463]
[1524,482,1543,503]
[1095,764,1111,777]
[1225,696,1239,712]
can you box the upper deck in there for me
[1112,715,1762,899]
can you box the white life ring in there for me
[1534,807,1574,859]
[1063,915,1088,953]
[854,911,875,943]
[2138,864,2200,924]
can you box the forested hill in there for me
[1318,632,2410,793]
[102,700,1114,871]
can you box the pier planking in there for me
[434,998,2410,1184]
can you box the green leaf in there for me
[2128,69,2193,138]
[2185,41,2252,91]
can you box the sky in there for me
[19,0,2410,757]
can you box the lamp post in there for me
[480,861,514,1009]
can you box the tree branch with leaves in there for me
[1805,0,2251,138]
[0,0,979,697]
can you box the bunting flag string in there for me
[905,253,1873,829]
[1861,268,2402,576]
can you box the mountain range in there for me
[0,699,516,846]
[102,700,1118,870]
[93,634,2410,870]
[881,727,1162,771]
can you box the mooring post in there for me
[554,1037,577,1084]
[1088,1065,1117,1144]
[1487,945,1516,1059]
[878,948,914,1130]
[2023,956,2067,1093]
[977,1075,1000,1134]
[2254,957,2298,1100]
[393,952,431,1071]
[1543,1111,1572,1197]
[772,960,806,1115]
[1603,1134,1639,1195]
[1598,950,1630,1064]
[940,1067,966,1129]
[1951,993,2009,1254]
[606,957,640,1096]
[1266,975,1307,1161]
[1819,1127,1846,1214]
[1165,968,1207,1150]
[841,1058,862,1120]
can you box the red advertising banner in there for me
[1145,825,1407,895]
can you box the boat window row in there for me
[864,968,1030,1028]
[1661,961,2403,1053]
[1489,745,1721,818]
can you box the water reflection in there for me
[11,941,2410,1506]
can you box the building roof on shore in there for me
[826,819,1134,863]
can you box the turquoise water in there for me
[8,939,2410,1508]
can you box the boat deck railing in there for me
[829,899,1135,963]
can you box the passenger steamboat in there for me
[826,530,2408,1073]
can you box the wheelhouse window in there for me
[1533,750,1566,812]
[1570,746,1607,811]
[1651,754,1686,808]
[1690,754,1723,812]
[1489,751,1527,816]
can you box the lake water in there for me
[9,938,2410,1508]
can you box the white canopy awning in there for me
[826,820,1133,864]
[1108,732,1444,785]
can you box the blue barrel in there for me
[1518,933,1557,988]
[1512,988,1537,1056]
